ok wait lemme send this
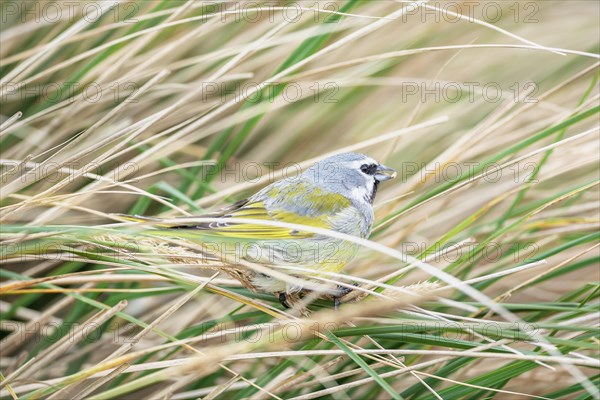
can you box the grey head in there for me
[302,153,396,207]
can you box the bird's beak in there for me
[375,164,397,182]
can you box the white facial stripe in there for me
[351,180,374,203]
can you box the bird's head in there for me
[304,153,396,205]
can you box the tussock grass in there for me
[1,1,599,399]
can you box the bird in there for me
[118,153,396,309]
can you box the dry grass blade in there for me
[1,1,598,399]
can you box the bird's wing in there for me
[116,180,353,240]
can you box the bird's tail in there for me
[110,213,234,243]
[111,213,185,228]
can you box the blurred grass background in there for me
[0,1,599,399]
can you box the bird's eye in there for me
[360,164,377,175]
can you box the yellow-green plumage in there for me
[117,153,396,304]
